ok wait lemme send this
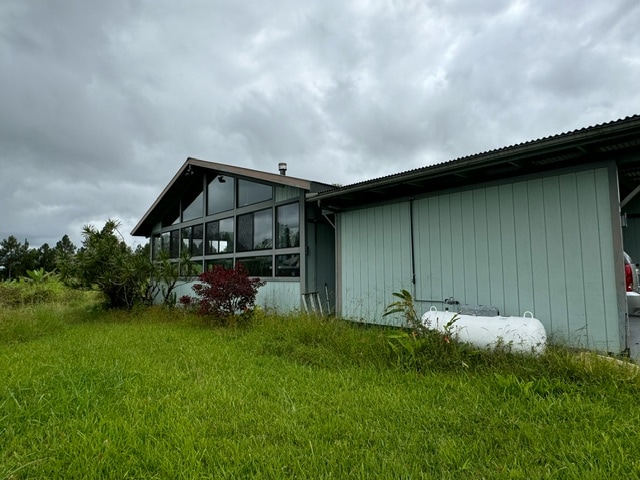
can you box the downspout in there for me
[409,197,417,299]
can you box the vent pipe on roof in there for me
[278,162,287,175]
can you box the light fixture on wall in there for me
[218,175,226,183]
[185,165,195,176]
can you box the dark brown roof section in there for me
[309,115,640,211]
[132,157,333,237]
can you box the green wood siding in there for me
[171,280,300,313]
[415,168,619,351]
[339,202,412,324]
[338,167,622,352]
[275,185,299,202]
[255,281,301,312]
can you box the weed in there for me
[383,290,466,371]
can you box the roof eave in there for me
[310,115,640,205]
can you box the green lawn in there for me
[2,305,640,479]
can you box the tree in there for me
[54,234,76,257]
[36,243,56,272]
[54,234,78,282]
[0,236,30,280]
[63,219,153,308]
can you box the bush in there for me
[191,264,265,324]
[61,220,153,309]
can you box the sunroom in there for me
[131,158,334,311]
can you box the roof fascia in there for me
[187,157,316,189]
[132,158,333,236]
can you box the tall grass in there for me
[2,304,640,478]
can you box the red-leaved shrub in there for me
[178,295,193,307]
[192,263,265,319]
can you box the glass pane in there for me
[206,218,234,254]
[237,179,272,207]
[218,218,234,253]
[191,224,203,256]
[205,221,219,254]
[277,203,299,248]
[169,230,180,259]
[207,175,235,215]
[253,209,272,250]
[152,234,162,260]
[238,256,272,276]
[276,254,300,277]
[161,232,170,255]
[183,191,204,222]
[182,261,203,276]
[236,213,253,252]
[206,258,233,270]
[162,203,180,227]
[182,227,191,255]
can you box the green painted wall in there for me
[255,281,301,312]
[275,185,299,202]
[339,202,413,325]
[338,167,623,352]
[170,280,301,313]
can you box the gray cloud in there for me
[0,0,639,248]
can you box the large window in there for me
[152,234,162,260]
[182,225,204,257]
[169,230,180,259]
[205,218,234,254]
[182,191,204,222]
[155,173,302,278]
[238,179,272,207]
[238,256,272,276]
[208,175,234,215]
[192,224,203,256]
[182,261,203,276]
[206,258,233,271]
[276,254,300,277]
[276,203,299,248]
[162,203,180,227]
[237,209,272,252]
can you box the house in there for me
[131,159,336,312]
[133,115,640,354]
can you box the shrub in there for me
[192,264,265,324]
[61,219,153,309]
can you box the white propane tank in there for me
[421,307,547,355]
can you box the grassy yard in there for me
[1,304,640,479]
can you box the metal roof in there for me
[132,157,333,237]
[309,115,640,210]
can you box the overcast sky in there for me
[1,0,639,248]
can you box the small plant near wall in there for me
[384,289,464,371]
[149,250,197,307]
[383,289,424,332]
[190,263,265,325]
